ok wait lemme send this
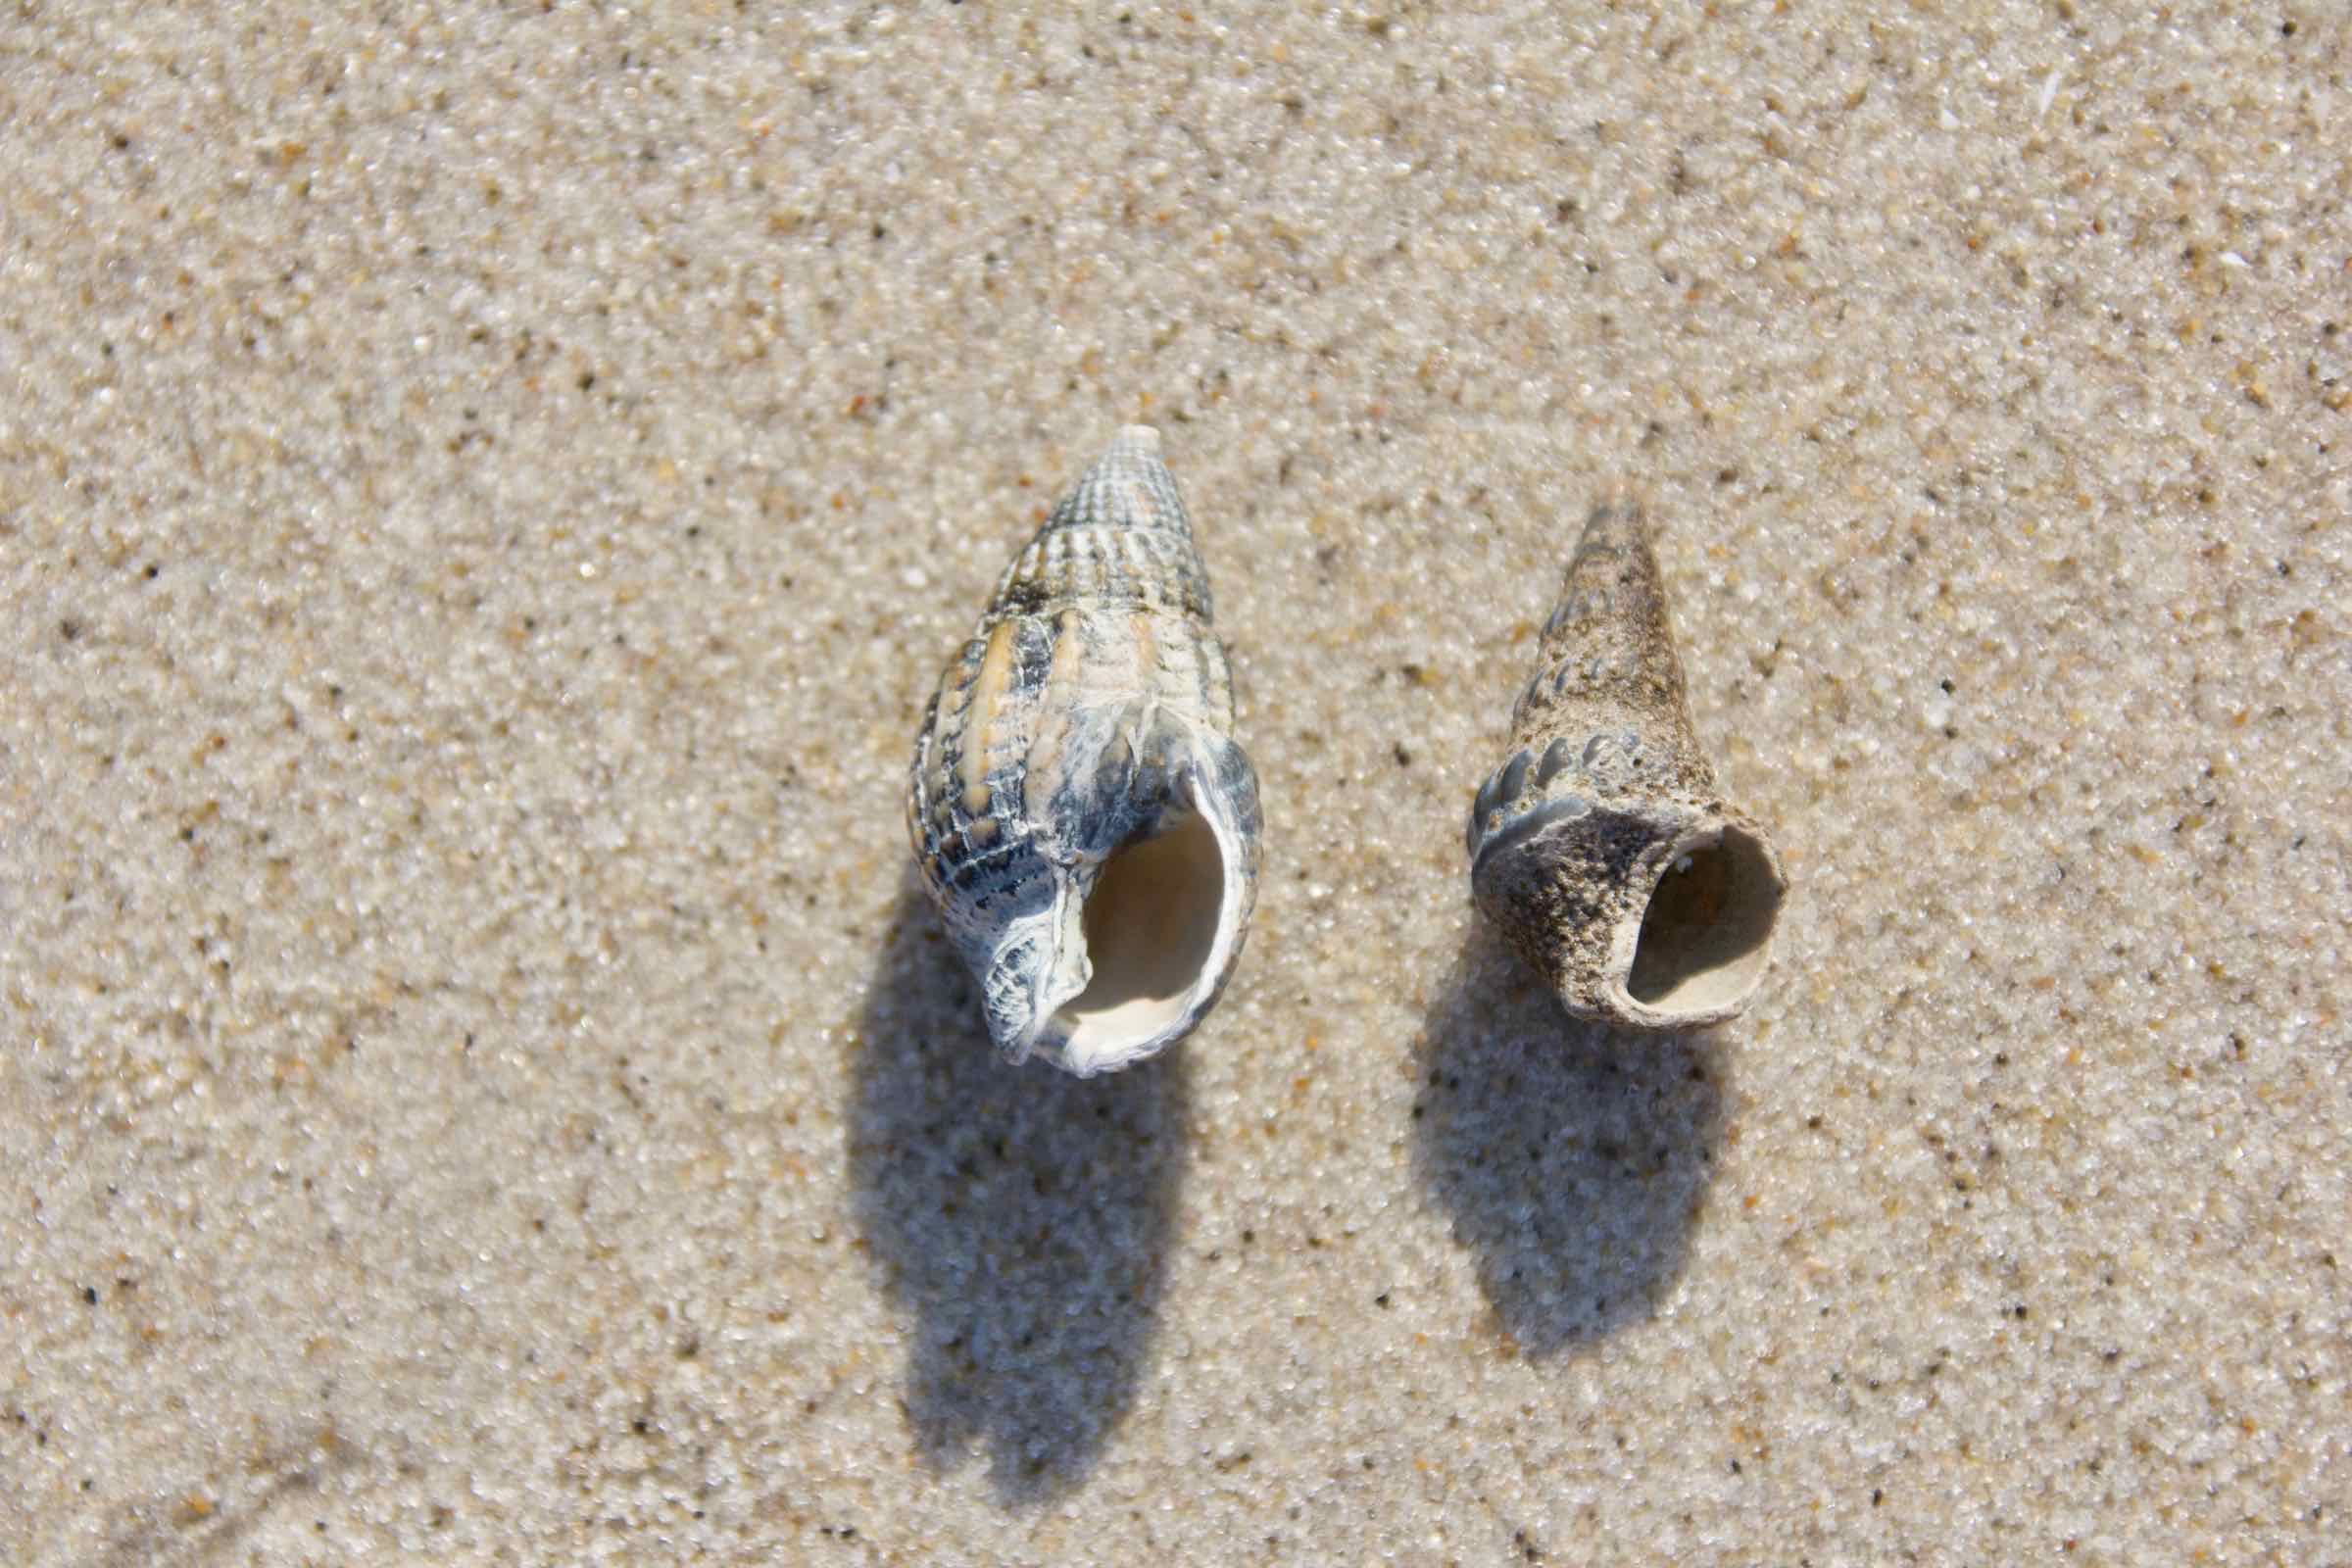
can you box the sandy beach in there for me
[4,5,2347,1561]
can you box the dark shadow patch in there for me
[846,870,1188,1504]
[1412,923,1725,1357]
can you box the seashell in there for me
[1467,501,1787,1030]
[906,426,1262,1076]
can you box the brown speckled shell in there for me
[1468,502,1786,1030]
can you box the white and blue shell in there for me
[907,426,1262,1075]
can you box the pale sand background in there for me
[4,4,2348,1563]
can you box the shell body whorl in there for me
[1469,502,1787,1030]
[907,427,1261,1075]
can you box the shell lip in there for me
[1591,811,1787,1031]
[1025,754,1257,1077]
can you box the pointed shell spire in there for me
[907,426,1262,1075]
[1468,502,1787,1029]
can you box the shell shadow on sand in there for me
[847,869,1188,1504]
[1412,923,1727,1357]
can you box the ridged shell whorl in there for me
[907,426,1262,1075]
[1468,502,1787,1030]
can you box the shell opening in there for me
[1052,808,1228,1073]
[1625,824,1784,1017]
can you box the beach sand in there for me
[4,5,2346,1561]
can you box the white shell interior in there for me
[1049,808,1233,1074]
[1622,824,1784,1019]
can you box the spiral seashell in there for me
[906,426,1262,1076]
[1467,501,1787,1030]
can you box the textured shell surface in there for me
[1468,502,1787,1030]
[907,426,1261,1075]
